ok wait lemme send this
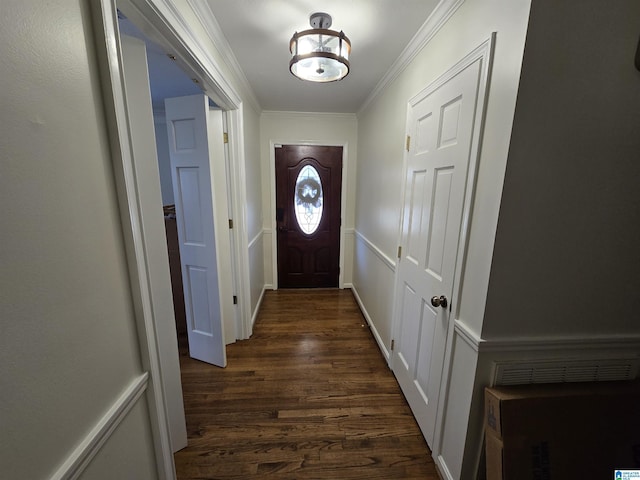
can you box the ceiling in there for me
[206,0,440,113]
[119,1,442,114]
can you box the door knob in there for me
[431,295,448,309]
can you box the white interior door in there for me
[393,58,483,447]
[165,94,229,367]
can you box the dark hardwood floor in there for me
[174,289,439,479]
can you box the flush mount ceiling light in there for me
[289,12,351,83]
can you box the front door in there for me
[275,145,342,288]
[392,52,487,447]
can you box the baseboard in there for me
[251,285,267,328]
[50,373,149,480]
[351,285,390,362]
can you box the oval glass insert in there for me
[294,165,323,234]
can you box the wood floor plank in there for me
[174,289,438,479]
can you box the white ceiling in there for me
[206,0,441,113]
[119,1,442,114]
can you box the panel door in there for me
[393,59,482,447]
[275,145,342,288]
[165,94,227,367]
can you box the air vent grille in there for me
[495,358,638,386]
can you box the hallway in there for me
[174,289,438,479]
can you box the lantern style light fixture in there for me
[289,12,351,82]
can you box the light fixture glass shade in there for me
[289,28,351,82]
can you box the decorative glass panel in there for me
[294,165,323,234]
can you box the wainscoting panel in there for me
[248,229,265,325]
[435,329,478,480]
[50,373,150,480]
[351,231,397,361]
[342,228,355,287]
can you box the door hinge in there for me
[228,219,233,229]
[223,132,229,144]
[233,295,238,305]
[397,246,402,258]
[391,339,395,351]
[406,135,411,152]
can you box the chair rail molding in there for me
[50,373,149,480]
[354,230,397,272]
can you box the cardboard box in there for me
[484,381,640,480]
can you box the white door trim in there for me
[391,33,496,460]
[225,108,253,339]
[114,0,251,340]
[90,1,175,477]
[92,0,254,476]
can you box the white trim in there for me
[453,320,481,353]
[248,229,264,250]
[91,2,175,477]
[358,0,465,115]
[479,332,640,353]
[453,317,640,354]
[226,107,253,339]
[351,286,391,361]
[251,285,267,328]
[50,373,149,480]
[354,230,397,272]
[262,110,357,120]
[186,0,261,113]
[269,140,350,289]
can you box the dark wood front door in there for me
[276,145,342,288]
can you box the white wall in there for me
[483,0,640,339]
[259,111,358,289]
[354,0,532,477]
[0,1,158,478]
[461,5,640,476]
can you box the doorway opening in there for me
[115,6,241,453]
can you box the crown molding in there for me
[261,110,357,120]
[186,0,262,114]
[358,0,465,115]
[121,0,243,109]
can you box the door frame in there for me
[117,0,253,341]
[391,34,495,461]
[269,141,349,289]
[92,0,253,477]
